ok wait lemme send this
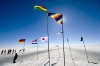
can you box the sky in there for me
[0,0,100,48]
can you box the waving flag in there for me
[32,39,37,44]
[34,5,47,12]
[58,31,63,35]
[19,39,25,44]
[40,37,48,42]
[80,37,83,41]
[67,38,69,42]
[48,13,63,24]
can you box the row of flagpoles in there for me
[18,5,90,66]
[34,5,90,66]
[18,37,89,66]
[34,5,65,66]
[19,37,48,61]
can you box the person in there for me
[15,50,16,53]
[7,49,10,54]
[13,53,18,63]
[19,49,22,52]
[9,49,12,54]
[1,50,3,54]
[12,49,14,54]
[4,50,6,54]
[23,48,25,52]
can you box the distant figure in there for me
[15,50,16,53]
[19,49,22,52]
[12,49,14,54]
[7,50,9,54]
[23,49,25,52]
[9,49,12,54]
[13,53,18,63]
[19,49,25,52]
[4,50,6,54]
[1,50,4,54]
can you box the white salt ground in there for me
[1,45,100,66]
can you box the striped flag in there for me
[32,39,37,44]
[34,5,47,12]
[19,39,25,44]
[48,13,63,24]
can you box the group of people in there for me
[13,49,25,63]
[1,49,16,54]
[0,49,25,63]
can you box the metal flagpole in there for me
[22,42,25,62]
[37,42,38,60]
[62,19,65,66]
[82,39,90,63]
[46,12,50,66]
[67,38,76,66]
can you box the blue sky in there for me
[0,0,100,48]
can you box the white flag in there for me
[57,31,63,35]
[40,37,48,42]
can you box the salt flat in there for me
[0,45,100,66]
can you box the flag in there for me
[80,37,83,41]
[19,39,25,44]
[40,37,48,42]
[32,39,37,44]
[34,5,47,12]
[48,13,63,24]
[58,31,63,35]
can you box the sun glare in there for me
[63,15,67,23]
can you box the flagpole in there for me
[62,19,65,66]
[67,38,76,66]
[82,40,89,63]
[37,42,38,60]
[46,12,50,66]
[22,42,25,62]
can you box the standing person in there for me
[9,49,12,54]
[7,50,9,54]
[13,53,18,63]
[1,50,3,54]
[12,49,14,54]
[15,50,16,53]
[4,50,6,54]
